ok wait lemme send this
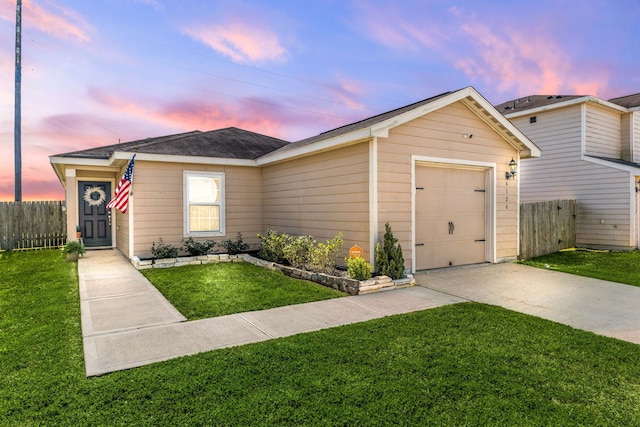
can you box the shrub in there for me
[283,235,316,269]
[219,232,250,255]
[347,256,372,280]
[375,223,405,280]
[151,238,179,259]
[308,233,344,274]
[257,229,289,263]
[62,240,86,256]
[182,237,216,256]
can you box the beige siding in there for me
[262,143,371,261]
[514,106,634,249]
[378,101,520,270]
[584,104,622,158]
[131,161,263,258]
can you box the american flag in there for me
[106,154,136,214]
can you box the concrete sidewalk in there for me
[78,250,464,376]
[78,250,640,377]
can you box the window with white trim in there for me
[184,171,225,236]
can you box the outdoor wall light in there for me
[636,180,640,192]
[505,158,518,180]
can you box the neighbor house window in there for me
[184,171,225,236]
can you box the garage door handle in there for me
[448,221,454,235]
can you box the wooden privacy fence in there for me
[0,201,67,251]
[519,199,576,260]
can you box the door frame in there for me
[75,176,117,248]
[411,155,496,273]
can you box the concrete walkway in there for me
[78,250,640,376]
[78,250,464,376]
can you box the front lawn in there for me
[141,261,344,319]
[3,250,640,425]
[519,248,640,287]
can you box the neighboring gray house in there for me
[496,93,640,250]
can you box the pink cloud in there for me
[87,86,339,140]
[0,0,93,43]
[183,20,287,63]
[455,22,611,97]
[352,1,449,51]
[353,2,616,99]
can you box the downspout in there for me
[369,137,378,267]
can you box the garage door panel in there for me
[415,165,487,270]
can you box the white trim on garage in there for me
[411,155,497,273]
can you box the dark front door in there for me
[78,181,112,247]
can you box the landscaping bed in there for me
[132,253,415,295]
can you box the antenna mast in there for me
[14,0,22,201]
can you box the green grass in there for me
[3,250,640,425]
[519,248,640,287]
[140,262,345,319]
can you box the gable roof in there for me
[259,86,540,164]
[50,86,540,185]
[271,91,453,155]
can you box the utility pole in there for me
[14,0,22,201]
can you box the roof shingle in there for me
[54,128,290,160]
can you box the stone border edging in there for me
[131,253,416,295]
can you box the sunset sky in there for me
[1,0,639,201]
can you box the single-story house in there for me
[495,92,640,250]
[50,86,540,272]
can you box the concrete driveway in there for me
[415,262,640,345]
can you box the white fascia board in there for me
[49,156,111,167]
[110,152,257,167]
[256,128,374,165]
[583,156,640,174]
[504,96,628,119]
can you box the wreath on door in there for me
[83,186,107,207]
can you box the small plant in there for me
[182,237,216,256]
[62,240,86,256]
[308,233,344,274]
[375,223,405,280]
[219,232,250,255]
[347,256,372,280]
[283,235,315,269]
[151,238,179,259]
[257,229,289,263]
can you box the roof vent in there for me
[505,106,512,110]
[556,95,563,99]
[547,96,554,99]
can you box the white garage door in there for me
[415,165,487,270]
